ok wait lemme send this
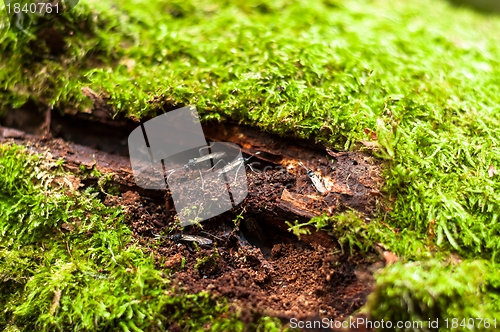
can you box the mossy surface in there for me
[2,0,500,330]
[366,259,500,331]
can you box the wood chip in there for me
[280,189,321,216]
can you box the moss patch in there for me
[367,259,500,330]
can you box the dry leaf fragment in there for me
[488,165,497,177]
[383,251,399,265]
[363,128,377,140]
[61,223,74,232]
[50,288,62,315]
[428,219,436,238]
[360,140,379,148]
[325,147,348,158]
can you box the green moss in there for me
[366,259,500,331]
[0,144,283,331]
[0,1,124,112]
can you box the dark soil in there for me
[118,191,377,330]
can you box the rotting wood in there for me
[202,121,384,215]
[0,123,384,248]
[280,189,322,217]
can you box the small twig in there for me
[379,220,396,234]
[44,106,52,137]
[109,246,118,265]
[65,241,72,258]
[199,231,223,242]
[199,169,205,190]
